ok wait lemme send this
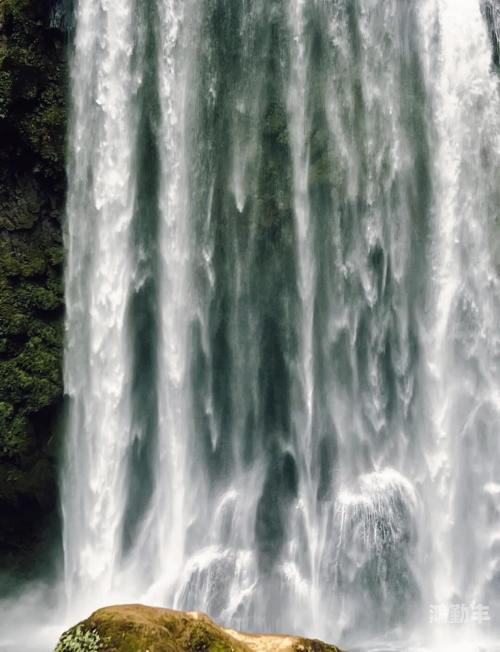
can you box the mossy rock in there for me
[54,606,345,652]
[0,0,67,572]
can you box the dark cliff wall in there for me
[0,0,67,575]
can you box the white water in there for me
[420,0,500,621]
[5,0,500,650]
[129,0,194,601]
[63,0,138,607]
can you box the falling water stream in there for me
[6,0,500,650]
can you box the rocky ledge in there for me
[54,605,344,652]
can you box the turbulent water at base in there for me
[58,0,500,649]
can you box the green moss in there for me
[19,255,46,276]
[19,336,59,378]
[29,317,63,347]
[0,236,62,277]
[53,606,345,652]
[2,255,21,276]
[49,246,64,265]
[19,84,66,165]
[0,354,60,411]
[55,608,244,652]
[0,0,67,173]
[0,407,33,457]
[2,312,28,336]
[15,211,38,228]
[0,70,12,117]
[0,265,63,550]
[19,282,62,310]
[0,0,66,567]
[188,625,236,652]
[0,401,14,424]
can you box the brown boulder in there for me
[54,605,345,652]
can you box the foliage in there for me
[0,0,67,571]
[55,626,105,652]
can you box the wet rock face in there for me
[53,605,345,652]
[0,0,68,576]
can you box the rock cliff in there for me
[0,0,68,576]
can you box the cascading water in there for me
[420,0,500,626]
[63,0,139,606]
[56,0,500,649]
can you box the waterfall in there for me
[63,0,138,605]
[420,0,500,619]
[61,0,500,648]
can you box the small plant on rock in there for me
[54,626,104,652]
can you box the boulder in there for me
[54,605,345,652]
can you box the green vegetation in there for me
[187,623,236,652]
[54,606,246,652]
[0,0,66,570]
[55,627,105,652]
